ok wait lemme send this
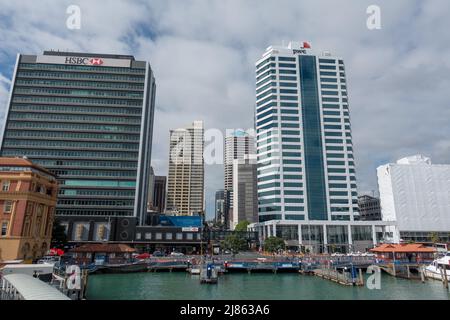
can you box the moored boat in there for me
[424,252,450,281]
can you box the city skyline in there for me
[0,1,449,220]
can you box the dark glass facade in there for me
[0,51,156,223]
[299,55,328,220]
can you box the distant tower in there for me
[224,130,255,228]
[166,121,204,215]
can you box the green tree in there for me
[222,233,247,253]
[264,236,285,253]
[234,220,250,232]
[51,220,68,249]
[430,232,440,245]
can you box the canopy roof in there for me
[370,243,436,253]
[2,274,70,300]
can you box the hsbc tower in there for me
[0,51,156,233]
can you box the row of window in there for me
[14,87,143,98]
[10,104,142,115]
[7,121,141,132]
[12,95,142,106]
[20,63,146,74]
[3,139,139,150]
[6,130,140,142]
[2,149,138,160]
[15,78,144,90]
[17,71,144,82]
[135,231,201,241]
[8,112,142,124]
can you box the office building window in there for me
[155,233,162,240]
[186,233,193,240]
[1,222,8,236]
[166,233,173,240]
[4,201,13,213]
[145,232,151,240]
[176,233,183,240]
[2,181,10,191]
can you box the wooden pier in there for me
[313,267,364,286]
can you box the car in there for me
[152,251,164,257]
[170,252,184,256]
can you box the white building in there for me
[377,155,450,243]
[231,154,258,230]
[249,41,393,253]
[166,121,204,216]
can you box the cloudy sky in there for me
[0,0,449,219]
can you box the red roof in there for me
[69,243,136,253]
[370,243,436,253]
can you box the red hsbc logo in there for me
[64,56,104,66]
[90,58,103,65]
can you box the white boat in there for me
[424,252,450,281]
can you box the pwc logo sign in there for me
[64,56,104,66]
[293,42,312,55]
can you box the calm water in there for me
[86,272,450,300]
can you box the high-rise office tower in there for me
[0,51,156,226]
[231,154,258,230]
[224,130,255,228]
[214,189,228,226]
[166,121,204,216]
[249,42,390,253]
[152,175,167,213]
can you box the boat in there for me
[94,260,148,274]
[424,252,450,281]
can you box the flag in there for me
[303,42,311,49]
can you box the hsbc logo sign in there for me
[36,55,132,68]
[64,57,104,65]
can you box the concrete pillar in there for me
[372,225,377,246]
[323,224,328,254]
[272,223,277,238]
[347,224,353,252]
[298,224,302,246]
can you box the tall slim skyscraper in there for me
[0,51,156,226]
[232,154,258,230]
[224,130,255,227]
[249,42,390,253]
[152,175,167,213]
[214,189,228,226]
[166,121,204,216]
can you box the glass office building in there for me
[0,51,156,225]
[249,42,392,253]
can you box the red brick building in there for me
[0,157,58,262]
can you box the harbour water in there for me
[86,272,450,300]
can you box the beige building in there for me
[0,158,58,262]
[166,121,204,216]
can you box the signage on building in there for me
[36,55,131,68]
[182,227,199,232]
[293,41,312,55]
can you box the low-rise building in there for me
[0,157,58,262]
[370,243,436,264]
[358,195,382,221]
